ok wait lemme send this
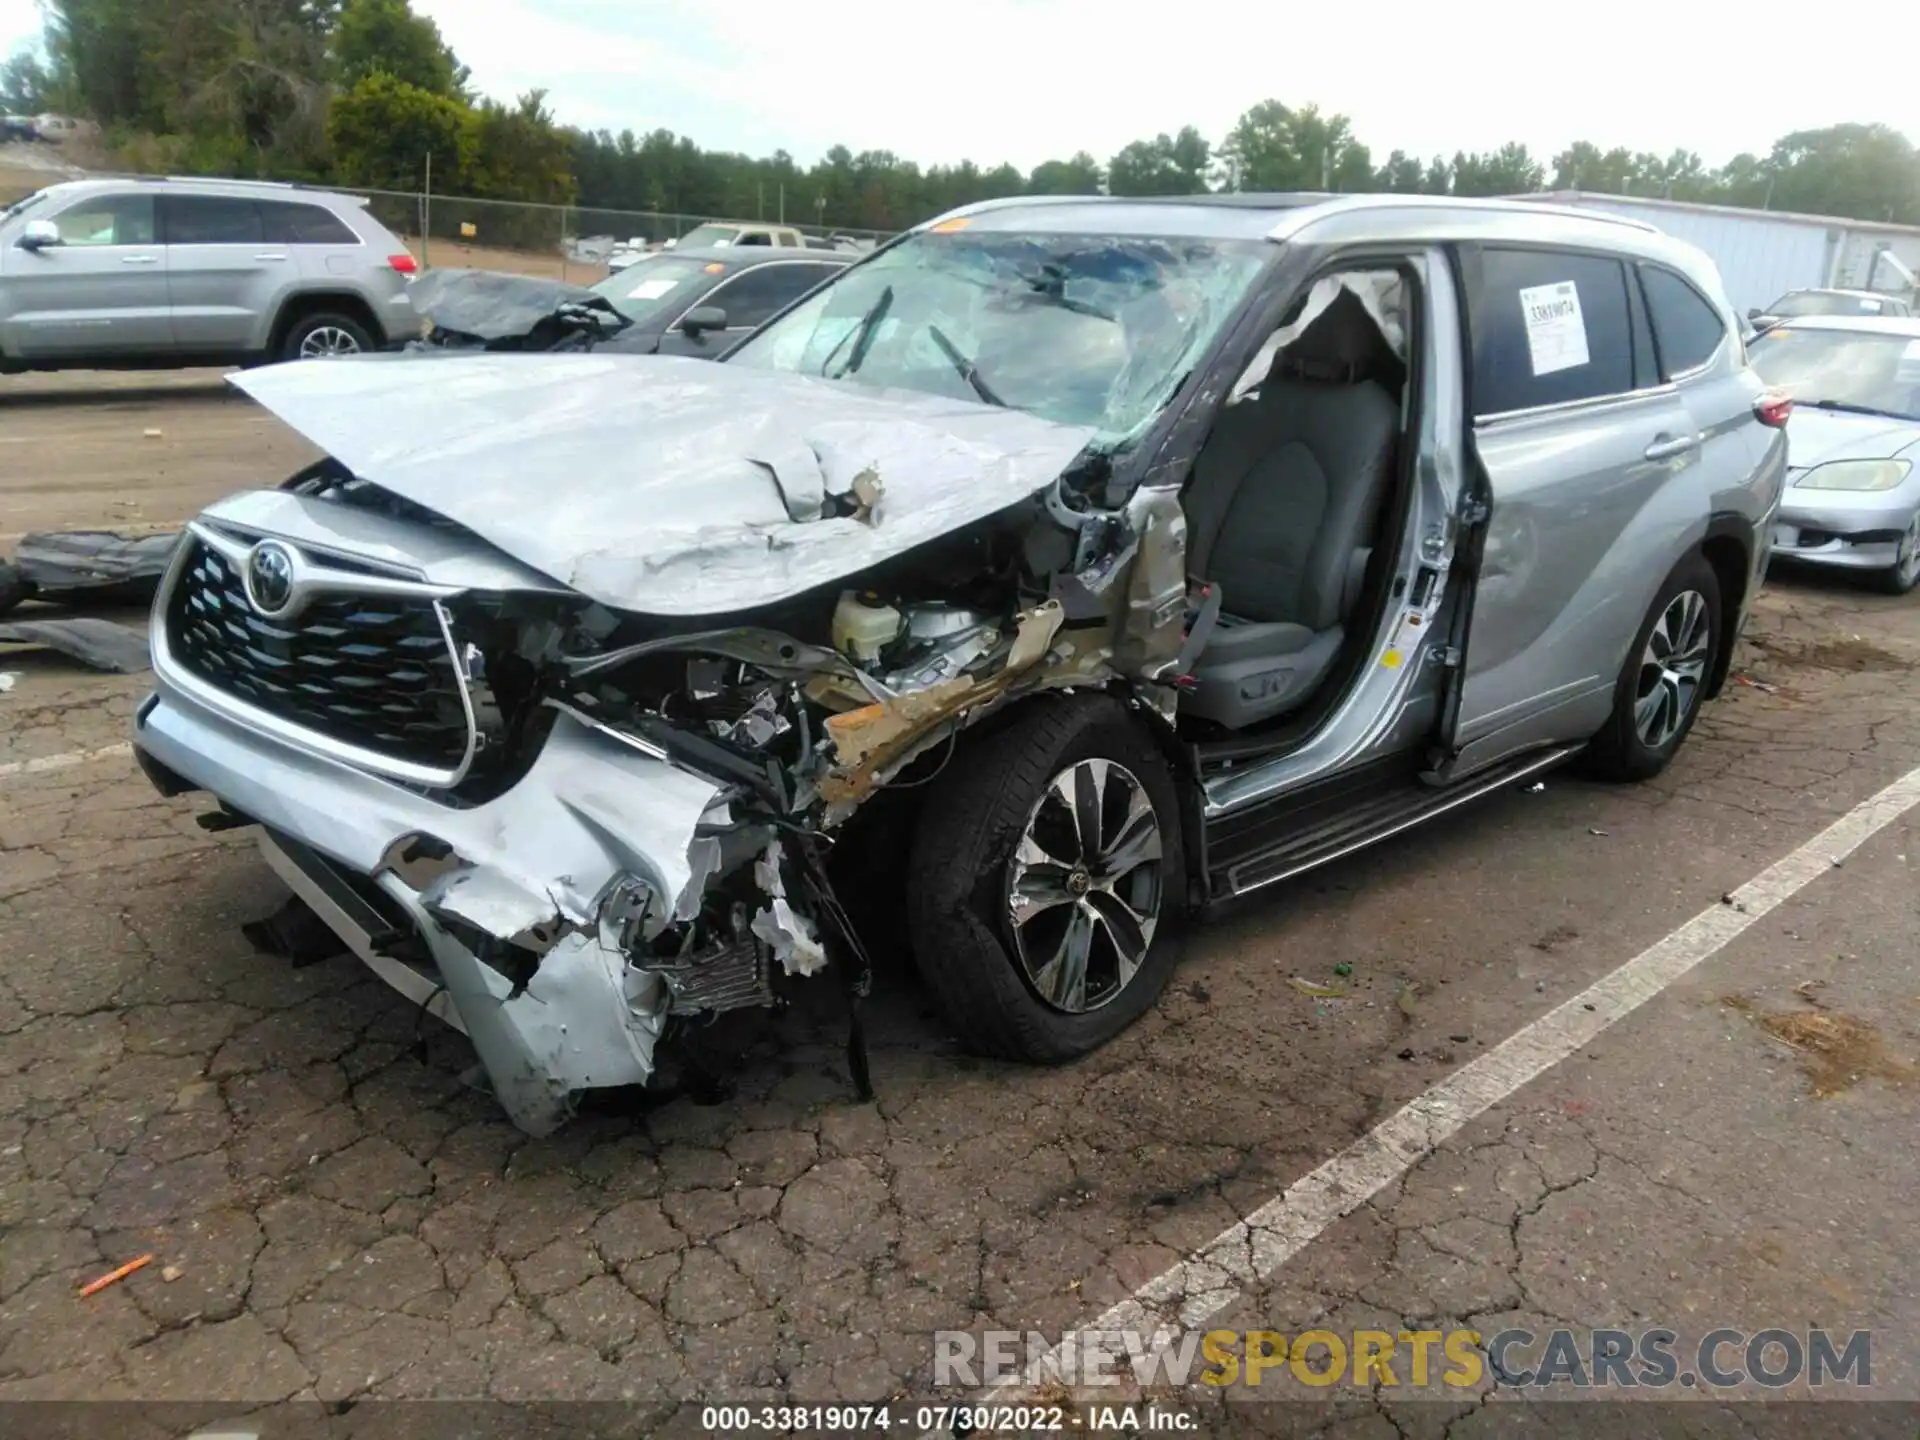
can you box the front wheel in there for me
[1587,552,1722,782]
[1871,511,1920,595]
[906,696,1186,1063]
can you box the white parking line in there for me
[0,742,134,782]
[984,760,1920,1402]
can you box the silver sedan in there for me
[1748,315,1920,593]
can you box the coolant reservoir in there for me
[832,589,903,664]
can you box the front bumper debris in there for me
[136,677,766,1136]
[1772,488,1919,572]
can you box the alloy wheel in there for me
[1006,758,1164,1014]
[1633,589,1712,749]
[1895,513,1920,589]
[299,326,362,359]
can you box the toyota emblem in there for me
[244,541,297,616]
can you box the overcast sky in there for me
[6,0,1918,172]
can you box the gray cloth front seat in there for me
[1180,287,1401,729]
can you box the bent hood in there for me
[231,353,1097,615]
[1784,409,1920,472]
[405,268,625,343]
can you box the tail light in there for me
[388,253,418,275]
[1754,389,1792,428]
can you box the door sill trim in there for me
[1213,742,1584,900]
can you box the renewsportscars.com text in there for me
[933,1326,1873,1391]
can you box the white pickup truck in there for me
[672,222,812,250]
[606,222,844,272]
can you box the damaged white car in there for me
[135,195,1786,1135]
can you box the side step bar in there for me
[256,831,467,1035]
[1209,743,1585,900]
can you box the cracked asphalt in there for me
[2,380,1918,1434]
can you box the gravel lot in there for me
[2,375,1916,1434]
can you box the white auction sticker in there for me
[1518,280,1590,376]
[627,277,682,300]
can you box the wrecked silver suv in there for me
[135,195,1784,1134]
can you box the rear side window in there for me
[161,196,264,245]
[1638,265,1727,378]
[706,263,841,329]
[260,201,358,245]
[1468,248,1636,416]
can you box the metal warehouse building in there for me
[1515,191,1920,316]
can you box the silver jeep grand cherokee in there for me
[133,194,1788,1134]
[0,176,416,371]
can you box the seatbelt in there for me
[1173,580,1223,683]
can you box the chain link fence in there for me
[353,186,894,284]
[0,159,898,282]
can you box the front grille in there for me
[165,538,473,772]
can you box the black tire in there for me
[906,694,1187,1063]
[1586,551,1723,783]
[1869,513,1920,595]
[279,312,373,363]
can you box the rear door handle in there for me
[1644,432,1700,462]
[120,254,159,265]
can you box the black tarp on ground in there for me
[0,529,181,616]
[0,616,150,672]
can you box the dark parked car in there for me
[406,247,851,356]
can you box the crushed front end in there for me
[134,428,1160,1135]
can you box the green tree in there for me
[1027,151,1103,195]
[45,0,222,129]
[1372,150,1427,193]
[1714,152,1777,209]
[1218,102,1365,191]
[1107,129,1208,197]
[1449,143,1544,196]
[466,90,573,204]
[327,70,471,191]
[0,49,50,112]
[187,0,337,175]
[1168,125,1210,192]
[1552,141,1638,193]
[332,0,463,97]
[1763,124,1920,223]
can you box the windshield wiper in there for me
[926,324,1006,407]
[822,284,893,379]
[1024,263,1117,322]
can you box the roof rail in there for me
[1266,192,1664,240]
[912,194,1114,230]
[159,174,296,189]
[916,189,1666,241]
[63,170,364,198]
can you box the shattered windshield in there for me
[1749,328,1920,420]
[725,229,1273,442]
